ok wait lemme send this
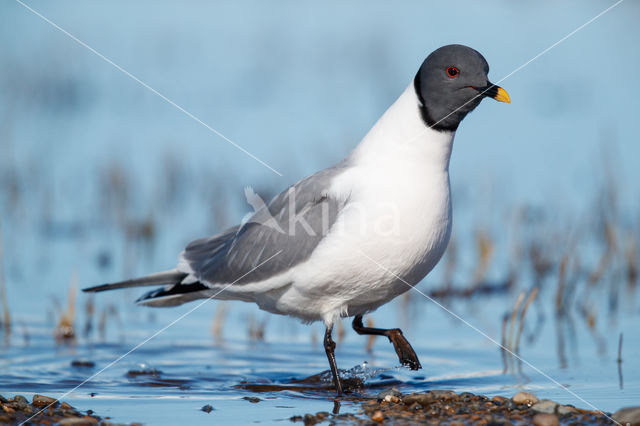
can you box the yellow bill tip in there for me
[494,87,511,104]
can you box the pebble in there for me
[532,413,559,426]
[126,367,161,377]
[402,393,435,406]
[512,391,539,406]
[303,413,320,425]
[201,404,213,413]
[58,416,98,425]
[12,396,28,410]
[556,405,577,416]
[0,394,109,425]
[71,360,96,368]
[503,400,517,410]
[242,396,261,403]
[370,410,384,422]
[491,396,509,406]
[377,388,402,402]
[613,406,640,426]
[430,390,457,400]
[531,399,558,414]
[13,395,28,405]
[315,412,329,420]
[31,394,58,408]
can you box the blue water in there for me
[1,0,639,424]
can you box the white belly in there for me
[278,161,452,324]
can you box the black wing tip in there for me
[136,282,209,303]
[82,284,109,293]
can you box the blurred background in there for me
[1,0,639,424]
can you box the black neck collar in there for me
[413,73,459,133]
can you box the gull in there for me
[84,44,510,395]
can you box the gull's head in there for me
[414,44,510,132]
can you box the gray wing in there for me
[181,165,349,285]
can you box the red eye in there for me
[446,66,459,77]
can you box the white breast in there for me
[281,83,455,324]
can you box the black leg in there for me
[352,315,422,370]
[323,325,343,396]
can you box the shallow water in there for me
[1,288,638,424]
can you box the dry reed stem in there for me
[507,291,525,355]
[473,230,493,285]
[617,332,623,363]
[366,317,375,353]
[55,273,77,342]
[0,220,10,334]
[83,295,94,338]
[98,307,108,341]
[443,236,457,290]
[211,301,228,340]
[555,255,569,315]
[624,236,638,290]
[247,313,267,341]
[588,222,616,286]
[500,314,509,373]
[515,287,539,356]
[337,321,345,343]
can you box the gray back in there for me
[181,165,348,285]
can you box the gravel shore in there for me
[0,394,126,426]
[4,389,638,425]
[292,389,640,425]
